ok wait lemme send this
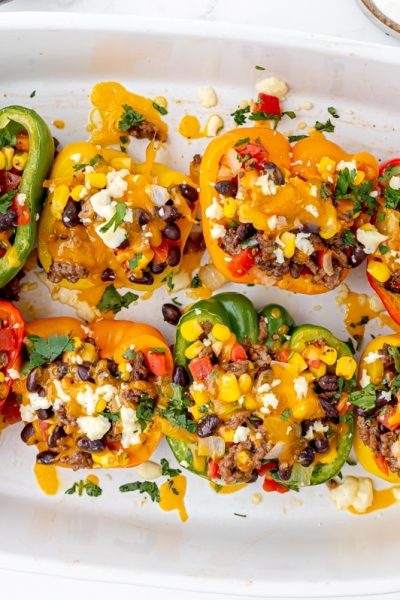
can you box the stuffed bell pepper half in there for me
[38,141,199,301]
[353,334,400,483]
[365,158,400,325]
[199,127,379,293]
[167,292,354,490]
[17,318,173,469]
[0,105,54,287]
[0,300,24,414]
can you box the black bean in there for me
[277,465,293,481]
[163,223,181,241]
[76,437,106,453]
[237,223,256,241]
[172,365,190,387]
[150,262,167,274]
[128,271,154,285]
[318,375,339,392]
[156,205,182,222]
[0,210,17,232]
[301,419,314,435]
[179,183,198,203]
[101,268,116,282]
[197,414,220,437]
[26,366,43,393]
[302,223,320,234]
[298,445,314,467]
[215,181,238,197]
[356,406,376,418]
[311,436,330,454]
[52,360,69,379]
[162,303,182,325]
[138,209,150,226]
[349,246,366,268]
[107,359,119,377]
[37,407,53,420]
[376,391,391,409]
[36,450,59,465]
[77,364,93,381]
[117,238,130,250]
[247,469,258,484]
[20,423,35,444]
[167,246,181,267]
[62,198,80,228]
[47,425,67,448]
[261,162,284,185]
[379,422,390,433]
[249,417,264,428]
[319,396,339,419]
[38,387,46,398]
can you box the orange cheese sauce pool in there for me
[209,482,247,494]
[52,120,65,129]
[34,463,59,496]
[342,291,382,338]
[178,115,205,139]
[159,475,188,522]
[349,487,400,515]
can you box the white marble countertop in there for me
[1,1,400,598]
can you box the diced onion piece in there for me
[322,250,334,276]
[198,435,225,458]
[249,266,278,287]
[198,264,226,291]
[265,441,286,460]
[224,148,242,176]
[171,270,191,292]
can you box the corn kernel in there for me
[190,405,201,421]
[317,445,338,464]
[80,342,98,363]
[367,260,391,283]
[96,398,107,413]
[185,340,204,359]
[353,170,365,186]
[303,345,322,361]
[118,361,131,382]
[271,308,281,319]
[92,449,118,468]
[70,184,86,201]
[302,371,315,382]
[2,146,14,170]
[12,152,28,171]
[278,324,289,335]
[219,372,241,403]
[191,389,209,406]
[223,197,237,219]
[238,373,252,394]
[211,323,231,342]
[335,356,357,380]
[236,450,253,471]
[243,393,259,411]
[0,151,5,170]
[280,231,296,258]
[288,351,308,372]
[317,156,336,181]
[310,362,327,379]
[320,346,337,365]
[85,172,107,189]
[52,184,70,214]
[181,319,204,342]
[110,157,133,171]
[220,428,235,442]
[0,373,4,383]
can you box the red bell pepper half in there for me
[0,301,24,414]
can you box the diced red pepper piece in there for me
[258,461,276,476]
[262,476,290,494]
[0,328,19,352]
[11,196,30,225]
[379,157,400,178]
[16,131,29,153]
[254,93,281,116]
[188,356,213,381]
[372,451,390,476]
[277,348,292,363]
[236,142,269,170]
[39,420,52,440]
[227,248,255,278]
[144,350,168,377]
[207,458,220,479]
[0,393,22,424]
[377,405,400,431]
[151,238,180,264]
[230,342,247,362]
[306,357,321,369]
[0,170,21,193]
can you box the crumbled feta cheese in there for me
[389,176,400,190]
[293,376,308,399]
[286,426,293,435]
[7,368,20,380]
[136,461,162,480]
[257,383,271,393]
[70,153,81,162]
[360,369,371,388]
[203,339,211,347]
[180,460,189,468]
[126,363,133,372]
[255,77,288,100]
[77,384,118,416]
[291,160,303,166]
[20,404,37,422]
[356,228,388,254]
[336,283,349,306]
[148,184,170,206]
[380,390,392,402]
[305,426,314,440]
[205,197,224,220]
[197,86,218,108]
[90,169,130,249]
[255,173,277,196]
[16,193,26,206]
[337,160,357,172]
[274,248,285,264]
[312,420,329,433]
[210,223,226,239]
[205,115,224,137]
[194,309,201,315]
[329,476,373,512]
[77,415,111,441]
[53,379,71,404]
[369,190,379,198]
[295,232,314,256]
[76,356,83,365]
[271,379,281,388]
[364,351,382,364]
[305,204,318,217]
[233,425,250,443]
[28,392,51,411]
[255,432,263,440]
[191,382,205,392]
[120,405,142,448]
[260,392,279,414]
[250,493,263,504]
[124,208,133,223]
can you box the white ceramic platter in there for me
[355,0,400,41]
[2,12,400,598]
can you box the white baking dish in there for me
[1,12,400,598]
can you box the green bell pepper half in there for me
[0,106,54,287]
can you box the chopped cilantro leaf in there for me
[162,272,174,291]
[342,229,357,247]
[328,106,340,119]
[72,163,89,172]
[122,348,136,361]
[98,410,121,423]
[119,481,160,502]
[65,480,102,497]
[128,253,143,270]
[234,513,247,518]
[152,102,168,115]
[30,90,36,98]
[120,135,129,144]
[99,203,127,233]
[376,212,386,223]
[234,137,250,147]
[160,458,182,478]
[171,297,182,306]
[348,383,376,411]
[90,154,106,168]
[118,104,145,131]
[314,119,335,133]
[288,134,308,143]
[255,65,265,70]
[0,189,17,214]
[280,408,292,422]
[0,127,16,148]
[136,394,156,431]
[231,106,251,126]
[379,244,389,255]
[96,284,138,314]
[190,274,202,288]
[22,333,74,375]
